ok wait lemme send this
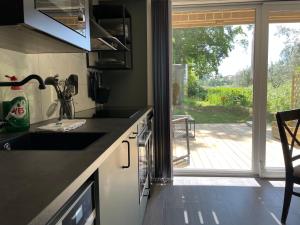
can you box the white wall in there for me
[0,48,95,124]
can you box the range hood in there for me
[0,1,90,54]
[90,18,128,51]
[0,25,84,54]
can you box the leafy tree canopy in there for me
[233,67,252,87]
[276,26,300,71]
[173,26,245,79]
[267,26,300,88]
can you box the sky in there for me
[218,23,300,76]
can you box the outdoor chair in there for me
[172,116,190,163]
[276,109,300,224]
[172,114,195,138]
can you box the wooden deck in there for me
[173,123,285,170]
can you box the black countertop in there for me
[0,107,152,225]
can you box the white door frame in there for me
[173,3,261,177]
[172,1,300,177]
[252,3,264,176]
[259,1,300,178]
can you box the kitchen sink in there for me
[0,132,106,151]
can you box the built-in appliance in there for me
[147,112,154,190]
[0,0,90,53]
[47,180,97,225]
[137,114,152,203]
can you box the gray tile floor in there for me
[143,177,300,225]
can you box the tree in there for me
[276,26,300,69]
[267,26,300,88]
[233,67,252,87]
[173,26,245,79]
[268,60,290,88]
[202,74,233,87]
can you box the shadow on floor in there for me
[143,177,300,225]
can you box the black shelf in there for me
[87,3,132,70]
[86,65,132,70]
[96,49,131,52]
[93,4,130,19]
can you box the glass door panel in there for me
[265,9,300,170]
[172,7,256,173]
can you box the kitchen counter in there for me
[0,107,152,225]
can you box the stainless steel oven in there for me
[138,119,152,204]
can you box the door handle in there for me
[122,140,131,169]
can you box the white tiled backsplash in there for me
[0,48,95,124]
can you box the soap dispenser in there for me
[2,75,30,132]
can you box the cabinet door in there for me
[126,132,139,225]
[99,131,139,225]
[24,0,91,50]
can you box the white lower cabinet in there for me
[98,127,139,225]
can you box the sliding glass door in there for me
[171,6,257,175]
[171,1,300,177]
[261,2,300,177]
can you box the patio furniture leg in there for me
[172,116,191,163]
[193,119,195,138]
[185,118,190,160]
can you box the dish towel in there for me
[37,119,86,132]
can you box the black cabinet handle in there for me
[129,132,138,139]
[122,140,130,169]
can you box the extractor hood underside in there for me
[0,24,84,54]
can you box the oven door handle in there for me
[138,131,152,147]
[122,140,131,169]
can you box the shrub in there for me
[267,81,291,113]
[187,71,198,97]
[206,87,252,107]
[187,72,207,100]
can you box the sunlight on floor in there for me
[173,176,261,187]
[268,180,300,188]
[268,180,286,187]
[178,209,283,225]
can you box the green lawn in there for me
[173,97,252,123]
[173,106,252,123]
[174,82,287,124]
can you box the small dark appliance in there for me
[47,180,97,225]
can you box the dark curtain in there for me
[152,0,172,179]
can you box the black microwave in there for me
[48,181,97,225]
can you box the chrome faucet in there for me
[0,74,46,89]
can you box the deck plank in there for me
[173,123,284,170]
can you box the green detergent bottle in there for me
[2,75,30,132]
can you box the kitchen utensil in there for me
[66,74,78,96]
[46,100,59,118]
[45,75,62,98]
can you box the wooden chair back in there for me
[276,109,300,177]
